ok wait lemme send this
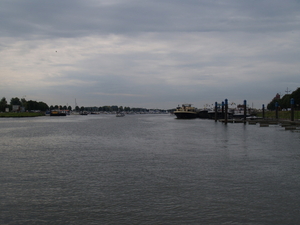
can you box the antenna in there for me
[285,87,291,94]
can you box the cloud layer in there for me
[1,0,300,108]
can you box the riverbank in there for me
[256,110,300,120]
[0,112,45,117]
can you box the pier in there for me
[218,118,300,130]
[212,97,300,130]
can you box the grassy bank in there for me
[0,112,45,117]
[257,110,300,120]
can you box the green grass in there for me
[257,110,300,120]
[0,112,45,117]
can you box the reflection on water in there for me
[1,115,300,224]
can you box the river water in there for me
[0,114,299,224]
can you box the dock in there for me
[218,118,300,131]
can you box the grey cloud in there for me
[2,0,299,39]
[1,0,300,109]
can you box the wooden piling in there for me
[225,99,228,125]
[214,102,218,122]
[275,102,279,119]
[291,98,294,122]
[243,100,247,124]
[222,101,224,119]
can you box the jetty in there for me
[218,118,300,131]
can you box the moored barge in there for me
[174,104,198,119]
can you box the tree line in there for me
[0,97,155,113]
[267,87,300,110]
[0,97,49,112]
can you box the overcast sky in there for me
[1,0,299,109]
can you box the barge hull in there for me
[174,112,198,119]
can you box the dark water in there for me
[1,114,300,224]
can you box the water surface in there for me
[1,114,300,224]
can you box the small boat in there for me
[116,112,125,117]
[80,111,89,115]
[174,104,198,119]
[231,108,250,119]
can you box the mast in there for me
[75,98,78,110]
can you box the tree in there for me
[280,94,291,109]
[267,100,275,110]
[0,97,8,112]
[38,101,49,111]
[10,97,21,106]
[102,106,111,112]
[68,106,72,111]
[111,105,118,111]
[21,98,27,108]
[290,87,300,106]
[267,88,300,110]
[26,100,48,111]
[26,100,39,111]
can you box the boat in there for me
[174,104,198,119]
[116,112,125,117]
[50,110,67,116]
[231,108,250,119]
[80,111,89,115]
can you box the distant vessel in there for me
[50,110,66,116]
[80,111,89,115]
[116,112,125,117]
[174,104,198,119]
[232,108,250,119]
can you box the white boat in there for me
[116,112,125,117]
[231,108,250,119]
[80,111,88,115]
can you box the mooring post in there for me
[262,104,265,119]
[243,100,247,124]
[214,102,218,122]
[225,99,228,125]
[275,102,278,119]
[222,101,224,119]
[291,98,294,121]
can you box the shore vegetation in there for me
[257,110,300,120]
[0,112,45,117]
